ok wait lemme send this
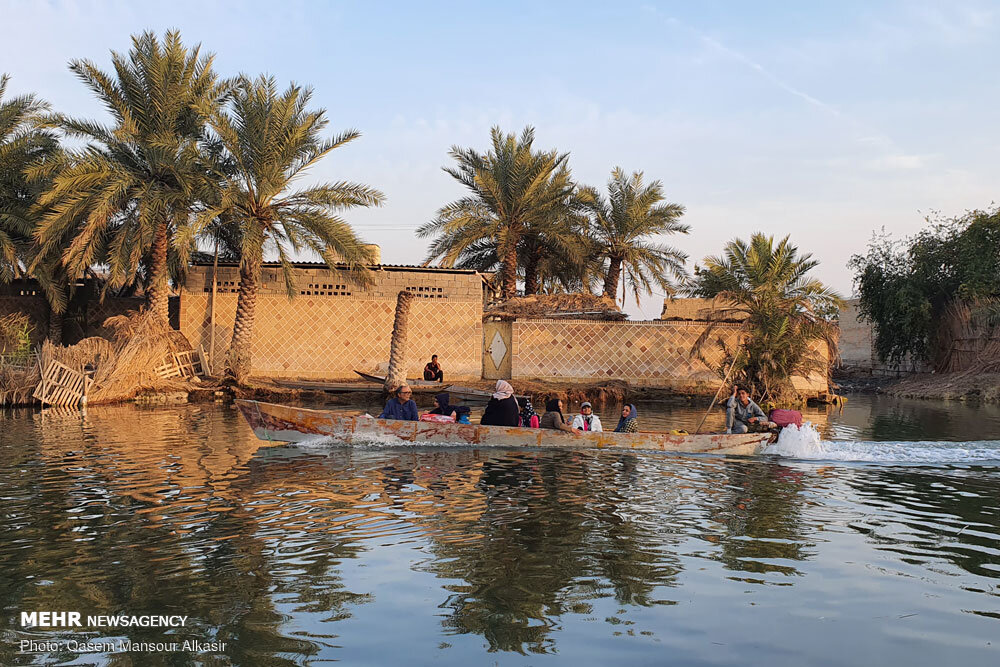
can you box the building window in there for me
[301,283,352,296]
[203,280,239,294]
[406,286,446,299]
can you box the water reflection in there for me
[0,402,997,665]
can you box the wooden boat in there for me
[236,400,773,456]
[353,370,442,386]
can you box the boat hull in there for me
[236,400,772,456]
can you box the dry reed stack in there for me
[935,299,1000,373]
[0,313,39,405]
[5,309,203,408]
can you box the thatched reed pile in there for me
[484,293,626,321]
[34,309,196,405]
[934,299,1000,373]
[0,313,39,405]
[0,363,39,405]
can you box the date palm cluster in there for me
[1,30,838,392]
[417,127,690,304]
[1,31,382,383]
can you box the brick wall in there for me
[511,319,829,396]
[181,265,484,380]
[181,292,483,380]
[185,265,484,301]
[837,299,927,376]
[838,299,872,370]
[0,290,149,345]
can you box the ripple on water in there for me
[0,402,998,666]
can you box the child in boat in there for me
[570,401,603,432]
[519,398,540,428]
[481,380,520,426]
[539,398,582,435]
[428,392,457,420]
[614,404,638,433]
[379,385,418,421]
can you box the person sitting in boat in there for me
[519,398,540,428]
[379,385,418,421]
[428,392,457,420]
[454,405,472,424]
[614,404,639,433]
[539,398,582,435]
[423,355,444,382]
[570,401,603,432]
[481,380,520,426]
[726,385,768,433]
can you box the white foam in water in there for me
[763,422,1000,463]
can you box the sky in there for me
[3,0,999,318]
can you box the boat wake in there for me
[763,423,1000,463]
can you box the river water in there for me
[1,395,998,666]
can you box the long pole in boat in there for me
[695,348,742,434]
[208,239,218,374]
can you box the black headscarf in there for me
[544,397,561,414]
[435,392,450,410]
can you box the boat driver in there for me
[725,385,771,434]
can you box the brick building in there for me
[179,261,488,380]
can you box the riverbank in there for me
[884,370,1000,402]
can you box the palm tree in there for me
[192,75,383,383]
[435,213,591,295]
[34,30,221,322]
[578,167,689,305]
[417,126,575,300]
[689,233,843,403]
[519,203,591,295]
[0,75,76,341]
[0,74,58,283]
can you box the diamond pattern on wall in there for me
[489,331,507,369]
[180,294,482,380]
[511,319,828,393]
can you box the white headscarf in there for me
[492,380,515,400]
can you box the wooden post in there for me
[208,240,218,374]
[385,290,414,393]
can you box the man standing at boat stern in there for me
[726,385,767,433]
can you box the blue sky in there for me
[3,0,998,317]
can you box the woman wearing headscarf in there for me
[539,397,582,435]
[428,392,457,419]
[480,380,520,426]
[519,398,539,428]
[614,404,639,433]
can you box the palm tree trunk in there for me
[523,254,540,295]
[603,258,623,299]
[47,306,63,345]
[146,219,170,322]
[225,254,263,385]
[501,241,519,300]
[385,290,415,393]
